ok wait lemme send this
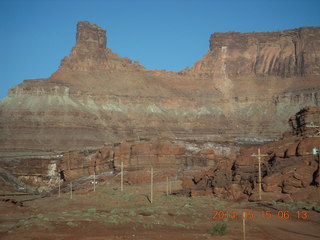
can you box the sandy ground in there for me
[0,180,319,240]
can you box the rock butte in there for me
[0,22,320,202]
[0,21,319,153]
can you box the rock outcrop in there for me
[191,27,320,78]
[0,138,239,193]
[182,108,320,202]
[0,21,320,153]
[289,106,320,136]
[58,21,145,72]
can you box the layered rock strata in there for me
[0,22,320,153]
[0,138,238,193]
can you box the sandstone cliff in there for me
[0,21,319,153]
[192,27,320,78]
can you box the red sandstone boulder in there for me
[283,176,302,188]
[282,185,300,194]
[181,177,194,189]
[191,189,212,197]
[293,166,316,187]
[213,187,228,198]
[227,184,245,199]
[296,138,320,156]
[262,172,283,186]
[262,184,282,192]
[291,186,319,202]
[248,192,287,202]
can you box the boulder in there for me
[227,184,245,199]
[283,176,302,188]
[248,192,286,202]
[293,166,316,187]
[262,184,282,192]
[191,189,212,197]
[262,172,283,186]
[282,185,300,194]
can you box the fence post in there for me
[93,171,96,192]
[166,176,169,196]
[243,211,246,240]
[121,161,123,191]
[151,167,153,203]
[58,180,61,198]
[70,182,73,199]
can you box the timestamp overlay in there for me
[210,208,320,239]
[212,209,310,221]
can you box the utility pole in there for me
[251,148,268,200]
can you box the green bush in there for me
[67,221,78,227]
[207,222,227,236]
[87,208,97,214]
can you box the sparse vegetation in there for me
[269,200,320,212]
[174,223,186,228]
[87,208,97,214]
[104,219,119,225]
[206,222,227,236]
[67,221,78,227]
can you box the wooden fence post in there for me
[121,161,123,191]
[70,182,73,199]
[58,180,61,198]
[243,211,246,240]
[258,148,262,200]
[166,176,169,196]
[93,171,96,192]
[150,167,153,203]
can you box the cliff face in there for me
[0,21,319,153]
[192,27,320,78]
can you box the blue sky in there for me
[0,0,319,99]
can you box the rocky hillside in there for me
[182,107,320,202]
[0,22,319,153]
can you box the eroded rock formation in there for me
[183,107,320,202]
[0,21,319,153]
[191,28,320,78]
[0,138,238,193]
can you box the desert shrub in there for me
[87,208,96,214]
[104,219,119,225]
[207,222,227,236]
[67,221,78,227]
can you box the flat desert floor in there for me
[1,179,320,240]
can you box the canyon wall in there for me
[0,138,238,193]
[0,22,319,153]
